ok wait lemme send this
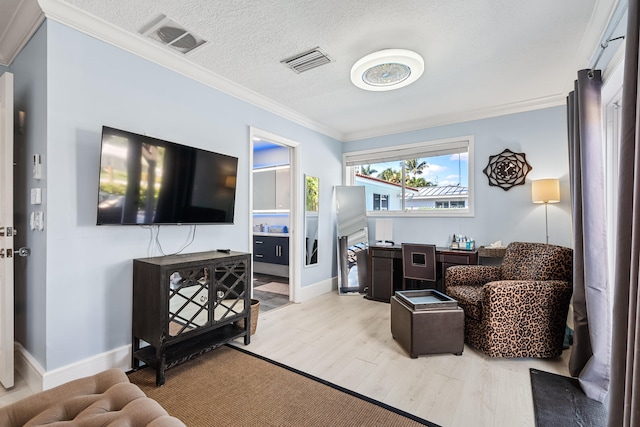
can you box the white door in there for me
[0,72,14,388]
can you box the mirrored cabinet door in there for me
[168,267,210,337]
[212,258,248,321]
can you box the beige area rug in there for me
[254,281,289,295]
[128,345,439,427]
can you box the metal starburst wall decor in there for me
[483,149,532,191]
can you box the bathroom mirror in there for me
[305,175,320,266]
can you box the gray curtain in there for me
[567,69,612,402]
[608,0,640,425]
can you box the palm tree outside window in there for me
[344,136,474,217]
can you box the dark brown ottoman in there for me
[390,289,464,358]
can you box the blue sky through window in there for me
[361,152,468,187]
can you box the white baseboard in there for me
[297,276,338,302]
[15,343,44,393]
[15,342,131,391]
[13,277,339,391]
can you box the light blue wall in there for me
[6,21,48,369]
[344,106,572,249]
[9,17,572,373]
[16,20,342,371]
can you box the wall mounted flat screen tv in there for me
[96,126,238,225]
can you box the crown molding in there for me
[561,0,623,94]
[37,0,344,141]
[34,0,617,143]
[341,94,567,142]
[0,0,44,66]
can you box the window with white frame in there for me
[373,194,389,210]
[344,136,474,217]
[435,200,466,209]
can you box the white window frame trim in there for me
[602,56,624,312]
[343,135,475,218]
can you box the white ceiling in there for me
[0,0,620,141]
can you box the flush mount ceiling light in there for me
[350,49,424,91]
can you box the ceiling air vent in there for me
[281,47,332,73]
[141,15,207,54]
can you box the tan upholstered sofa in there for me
[445,242,573,358]
[0,368,185,426]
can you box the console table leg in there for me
[131,337,141,370]
[156,365,165,387]
[156,354,166,387]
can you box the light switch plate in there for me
[30,211,44,231]
[33,154,42,180]
[30,188,42,205]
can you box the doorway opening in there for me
[249,128,300,312]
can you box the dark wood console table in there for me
[132,251,251,385]
[367,244,477,302]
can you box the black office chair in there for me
[401,243,437,290]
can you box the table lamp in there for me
[532,179,560,244]
[375,219,394,246]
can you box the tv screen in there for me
[96,126,238,225]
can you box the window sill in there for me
[367,209,475,218]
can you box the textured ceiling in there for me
[5,0,620,140]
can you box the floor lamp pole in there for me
[544,202,549,244]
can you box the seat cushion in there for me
[0,369,185,427]
[23,382,181,426]
[446,284,482,321]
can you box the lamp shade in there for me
[375,218,393,242]
[532,179,560,204]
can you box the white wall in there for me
[344,106,572,249]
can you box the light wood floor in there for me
[0,290,571,426]
[239,291,571,427]
[0,372,34,408]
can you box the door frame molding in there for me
[249,127,301,302]
[0,71,15,388]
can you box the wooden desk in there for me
[366,245,478,302]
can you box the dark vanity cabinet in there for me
[132,251,251,386]
[253,235,289,265]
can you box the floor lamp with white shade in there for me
[532,179,561,244]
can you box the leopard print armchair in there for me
[445,242,573,358]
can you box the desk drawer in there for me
[441,254,473,265]
[370,248,402,259]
